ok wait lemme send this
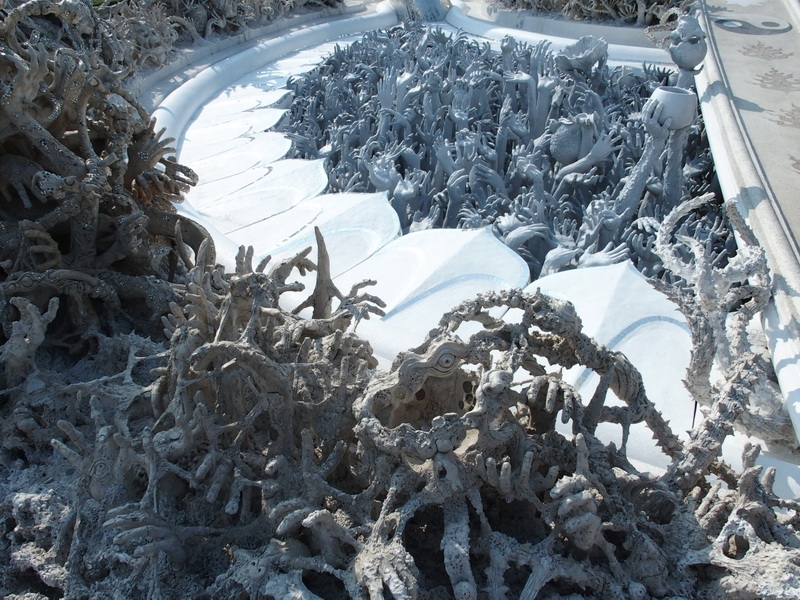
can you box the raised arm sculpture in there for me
[280,25,716,281]
[2,9,797,600]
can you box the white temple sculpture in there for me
[0,2,798,599]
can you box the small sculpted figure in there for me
[668,13,708,88]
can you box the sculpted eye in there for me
[437,353,455,368]
[89,459,111,480]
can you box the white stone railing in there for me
[151,0,399,156]
[694,7,800,454]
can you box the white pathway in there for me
[150,2,800,496]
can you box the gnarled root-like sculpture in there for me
[1,7,798,600]
[2,234,799,598]
[654,193,794,448]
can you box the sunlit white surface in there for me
[235,191,400,273]
[531,262,800,496]
[190,159,328,223]
[333,228,530,364]
[159,9,800,491]
[529,262,693,468]
[189,89,291,120]
[188,135,293,185]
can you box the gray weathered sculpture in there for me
[653,194,795,447]
[1,2,799,599]
[668,13,707,88]
[494,0,693,26]
[281,25,714,278]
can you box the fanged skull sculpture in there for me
[668,13,708,87]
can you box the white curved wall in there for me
[142,1,800,496]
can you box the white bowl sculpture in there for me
[650,85,698,130]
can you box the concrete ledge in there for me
[695,6,800,444]
[445,0,671,65]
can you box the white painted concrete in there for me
[235,191,400,278]
[446,0,672,67]
[151,0,399,154]
[332,227,530,364]
[143,2,800,494]
[695,6,800,449]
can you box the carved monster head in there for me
[555,36,608,76]
[668,14,707,72]
[355,339,477,428]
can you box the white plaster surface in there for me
[330,228,530,364]
[191,159,328,215]
[233,191,400,273]
[530,262,694,470]
[765,300,800,435]
[153,4,800,490]
[531,262,800,497]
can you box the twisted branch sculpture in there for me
[0,4,798,600]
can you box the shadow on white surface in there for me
[332,228,530,364]
[528,262,800,496]
[231,191,400,268]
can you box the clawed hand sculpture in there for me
[1,6,795,600]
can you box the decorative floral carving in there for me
[741,41,794,59]
[771,103,800,128]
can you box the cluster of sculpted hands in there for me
[282,26,728,281]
